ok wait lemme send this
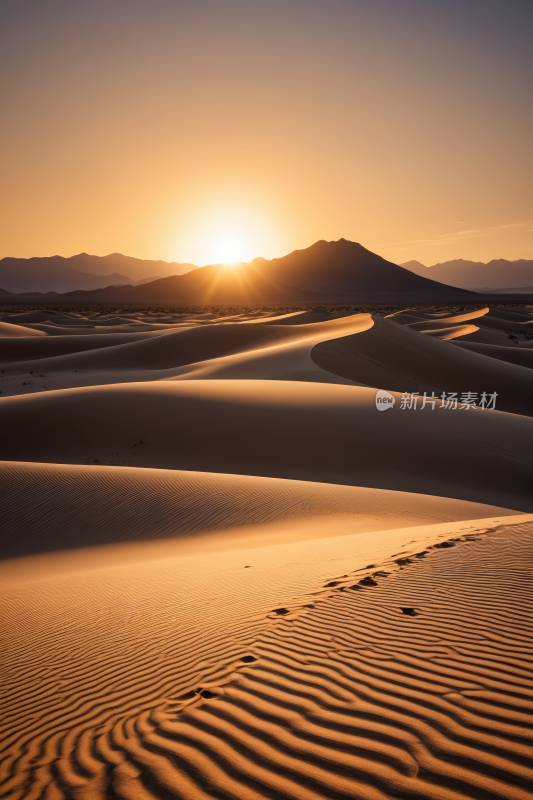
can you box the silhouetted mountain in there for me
[401,257,533,291]
[43,264,321,305]
[485,285,533,294]
[0,289,58,300]
[400,259,426,272]
[0,253,196,293]
[59,253,196,281]
[12,240,475,304]
[251,240,472,301]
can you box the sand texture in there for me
[0,320,47,337]
[1,306,532,800]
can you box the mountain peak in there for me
[400,259,427,270]
[308,238,365,250]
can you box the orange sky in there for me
[1,0,531,267]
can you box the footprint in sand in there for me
[358,576,378,587]
[196,688,217,699]
[178,690,196,701]
[396,557,413,566]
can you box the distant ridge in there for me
[1,240,477,304]
[401,257,533,291]
[0,252,196,294]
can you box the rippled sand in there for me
[1,306,532,799]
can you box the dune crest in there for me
[0,320,47,337]
[0,460,518,562]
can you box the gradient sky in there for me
[1,0,531,266]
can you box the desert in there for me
[1,292,533,800]
[2,2,533,799]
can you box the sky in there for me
[1,0,531,267]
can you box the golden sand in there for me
[1,307,532,799]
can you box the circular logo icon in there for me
[375,389,395,411]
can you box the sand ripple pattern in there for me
[0,461,502,559]
[1,522,531,799]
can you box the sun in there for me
[174,204,283,265]
[215,236,245,264]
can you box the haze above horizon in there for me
[1,0,531,266]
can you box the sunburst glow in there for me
[174,204,283,266]
[215,236,245,264]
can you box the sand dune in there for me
[1,380,532,509]
[469,314,532,335]
[385,310,435,323]
[388,306,533,349]
[456,325,529,346]
[25,321,186,335]
[0,310,200,337]
[240,310,343,325]
[0,310,62,323]
[417,324,479,339]
[2,305,532,800]
[411,307,490,324]
[0,315,373,393]
[21,312,522,411]
[483,307,533,323]
[0,329,174,363]
[0,320,47,337]
[0,319,330,374]
[163,315,373,383]
[0,460,517,561]
[4,313,531,412]
[1,515,531,799]
[311,315,533,415]
[452,340,533,368]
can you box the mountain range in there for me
[0,240,475,305]
[0,253,196,294]
[3,241,533,305]
[3,249,532,299]
[401,258,533,292]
